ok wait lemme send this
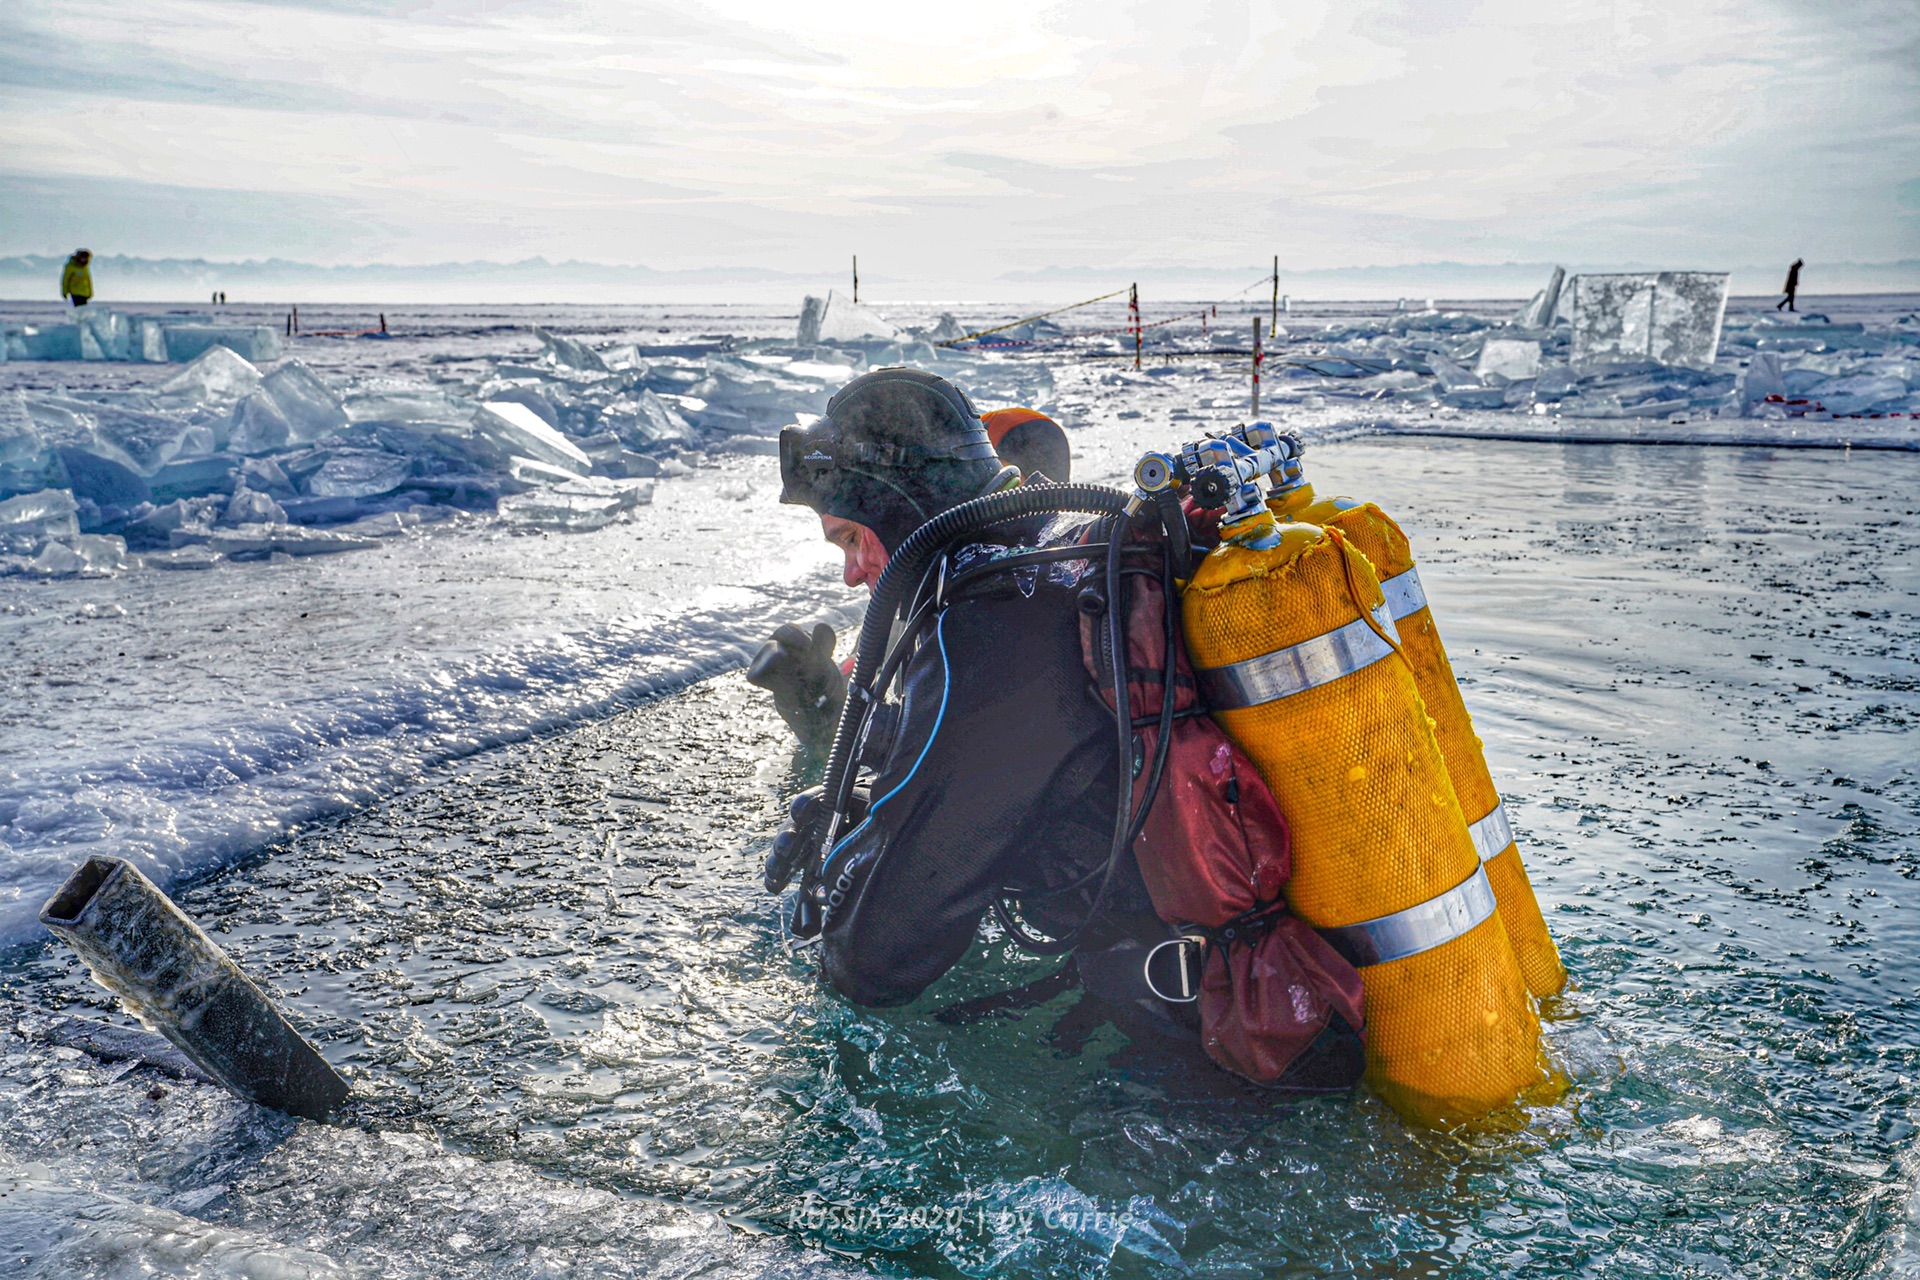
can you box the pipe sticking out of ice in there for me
[37,856,350,1121]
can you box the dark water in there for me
[4,437,1917,1278]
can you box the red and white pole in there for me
[1251,317,1263,417]
[1129,283,1141,370]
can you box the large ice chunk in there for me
[228,360,349,454]
[0,487,81,552]
[132,317,169,363]
[154,346,264,413]
[1735,353,1786,414]
[795,297,825,344]
[14,325,84,361]
[61,401,207,475]
[125,498,214,546]
[1476,339,1542,382]
[507,455,587,486]
[474,402,592,472]
[149,456,237,501]
[1802,373,1909,415]
[220,485,288,526]
[923,313,969,344]
[344,386,469,425]
[532,326,610,373]
[170,523,379,556]
[226,392,295,456]
[1,393,46,470]
[497,477,653,531]
[156,325,282,363]
[55,444,151,509]
[304,451,414,499]
[1510,267,1565,329]
[78,310,133,361]
[1569,272,1729,371]
[1426,353,1482,392]
[796,291,902,344]
[28,532,126,576]
[599,389,692,452]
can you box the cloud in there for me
[0,0,1912,280]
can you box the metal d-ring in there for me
[1143,934,1209,1003]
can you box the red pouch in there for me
[1081,537,1365,1084]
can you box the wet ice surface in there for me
[0,457,865,942]
[3,433,1916,1277]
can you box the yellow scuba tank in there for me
[1182,507,1547,1122]
[1269,479,1567,998]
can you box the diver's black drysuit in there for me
[817,518,1157,1008]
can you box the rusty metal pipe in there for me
[39,856,350,1121]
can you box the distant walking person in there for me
[1777,258,1803,312]
[61,250,93,307]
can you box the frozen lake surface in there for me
[1,300,1917,1276]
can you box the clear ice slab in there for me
[1570,272,1730,371]
[796,291,903,344]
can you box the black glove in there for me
[746,622,847,750]
[764,783,870,894]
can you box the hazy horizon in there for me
[4,251,1917,308]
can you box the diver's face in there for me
[821,514,889,593]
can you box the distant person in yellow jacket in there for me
[61,250,93,307]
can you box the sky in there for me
[1,0,1915,286]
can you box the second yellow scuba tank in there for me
[1180,504,1547,1123]
[1269,470,1567,999]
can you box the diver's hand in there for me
[746,622,847,751]
[764,784,870,894]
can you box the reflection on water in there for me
[3,438,1916,1278]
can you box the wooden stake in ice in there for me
[853,255,859,305]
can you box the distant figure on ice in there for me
[61,250,93,307]
[1777,258,1803,312]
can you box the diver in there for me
[746,403,1073,751]
[755,368,1365,1089]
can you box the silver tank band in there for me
[1315,864,1497,967]
[1379,566,1428,621]
[1193,604,1399,710]
[1468,801,1515,863]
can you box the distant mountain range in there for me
[3,253,1915,304]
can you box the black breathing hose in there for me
[991,502,1135,956]
[794,482,1134,936]
[1153,488,1192,580]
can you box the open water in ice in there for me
[0,301,1917,1277]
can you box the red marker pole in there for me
[1251,317,1263,418]
[1129,283,1141,370]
